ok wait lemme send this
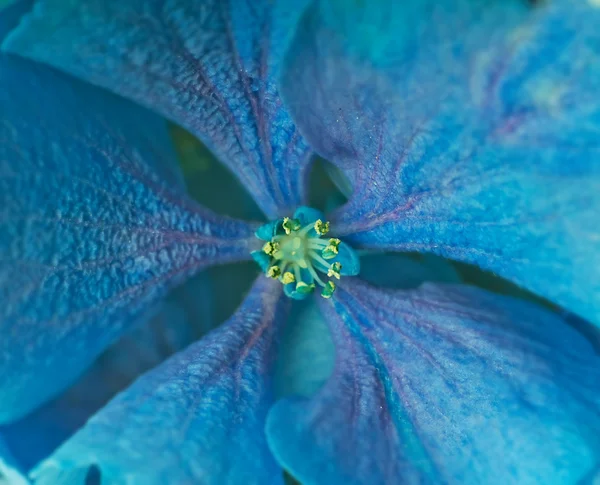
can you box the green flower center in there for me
[264,217,340,298]
[252,207,360,300]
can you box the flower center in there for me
[251,207,360,300]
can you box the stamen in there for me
[321,280,336,299]
[307,239,329,250]
[307,264,326,287]
[314,219,330,236]
[322,238,340,259]
[328,262,342,280]
[281,271,295,284]
[293,265,302,284]
[253,208,359,300]
[262,241,279,256]
[308,250,334,271]
[282,217,301,235]
[296,281,316,295]
[279,261,290,275]
[267,265,281,279]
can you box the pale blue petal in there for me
[0,12,255,422]
[0,271,215,474]
[280,0,600,325]
[4,0,314,218]
[275,300,335,398]
[293,206,324,227]
[32,278,287,485]
[0,434,28,485]
[267,278,600,484]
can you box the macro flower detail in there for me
[0,0,599,485]
[252,207,360,299]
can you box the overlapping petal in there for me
[0,434,27,485]
[0,272,215,476]
[0,15,256,422]
[3,0,314,218]
[267,278,600,485]
[275,254,461,399]
[275,300,335,399]
[32,278,287,485]
[280,0,600,325]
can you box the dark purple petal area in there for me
[280,0,600,326]
[3,0,314,218]
[31,278,286,485]
[267,278,600,485]
[0,29,256,423]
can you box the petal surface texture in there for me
[3,0,313,218]
[0,272,215,474]
[267,279,600,485]
[32,278,287,485]
[0,24,255,421]
[279,0,600,325]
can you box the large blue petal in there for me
[0,271,215,475]
[32,278,287,485]
[275,253,461,399]
[3,0,313,218]
[267,278,600,484]
[0,26,256,422]
[279,0,600,325]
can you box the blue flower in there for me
[1,0,600,484]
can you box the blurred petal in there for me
[275,300,335,399]
[4,0,313,218]
[0,22,256,422]
[32,278,287,485]
[280,0,600,325]
[0,271,214,474]
[267,278,600,485]
[0,434,28,485]
[360,252,461,289]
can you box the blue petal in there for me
[252,250,272,272]
[283,267,315,301]
[0,30,256,422]
[3,0,314,218]
[293,206,324,226]
[267,279,600,484]
[0,271,215,474]
[275,300,335,399]
[280,0,600,325]
[0,433,28,485]
[0,0,29,38]
[333,242,360,276]
[256,219,284,241]
[32,278,287,485]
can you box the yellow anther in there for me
[280,271,295,285]
[262,241,279,256]
[327,262,342,280]
[282,217,301,235]
[267,266,282,279]
[314,219,330,236]
[321,280,336,299]
[322,238,341,259]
